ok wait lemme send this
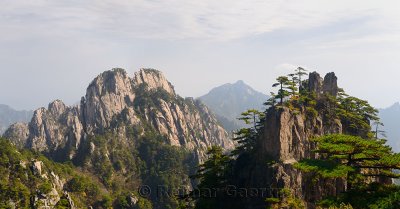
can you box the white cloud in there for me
[1,0,400,42]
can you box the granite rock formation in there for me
[234,72,344,208]
[3,68,233,162]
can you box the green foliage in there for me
[264,92,277,106]
[55,198,70,209]
[294,159,355,179]
[232,109,265,155]
[267,68,378,139]
[336,92,379,136]
[133,83,175,111]
[295,134,400,208]
[66,175,101,200]
[272,76,291,106]
[294,67,308,91]
[287,73,299,97]
[190,146,232,209]
[0,137,113,208]
[266,188,305,209]
[39,181,53,194]
[317,184,400,209]
[296,134,400,182]
[99,194,113,209]
[137,132,193,209]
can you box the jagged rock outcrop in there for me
[308,71,339,98]
[28,160,71,209]
[82,69,136,134]
[235,72,344,208]
[4,68,233,162]
[21,100,85,159]
[255,105,344,207]
[3,122,29,148]
[323,72,339,97]
[259,106,342,163]
[132,69,176,95]
[308,72,324,97]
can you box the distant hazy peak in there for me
[199,80,268,131]
[0,104,33,135]
[389,102,400,110]
[234,80,245,85]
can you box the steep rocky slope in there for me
[230,72,347,208]
[0,137,148,209]
[4,68,233,162]
[2,68,234,208]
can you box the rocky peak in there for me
[132,68,176,95]
[48,100,67,116]
[83,68,135,133]
[308,71,338,97]
[4,68,232,162]
[86,68,133,96]
[323,72,338,97]
[239,72,345,208]
[3,122,29,148]
[308,71,323,96]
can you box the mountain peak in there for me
[199,81,268,131]
[48,100,66,116]
[389,102,400,111]
[234,80,245,85]
[133,68,176,95]
[4,68,232,161]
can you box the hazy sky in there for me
[1,0,400,110]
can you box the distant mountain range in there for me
[199,80,268,132]
[379,102,400,151]
[0,104,33,134]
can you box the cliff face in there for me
[234,72,344,208]
[3,68,233,162]
[260,72,341,162]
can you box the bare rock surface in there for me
[4,68,233,162]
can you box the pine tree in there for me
[337,95,379,136]
[190,146,231,209]
[287,73,299,98]
[294,67,308,91]
[272,76,291,106]
[372,120,386,139]
[264,92,277,107]
[237,109,265,130]
[232,109,265,156]
[295,134,400,198]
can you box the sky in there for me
[1,0,400,110]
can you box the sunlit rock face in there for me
[4,68,233,162]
